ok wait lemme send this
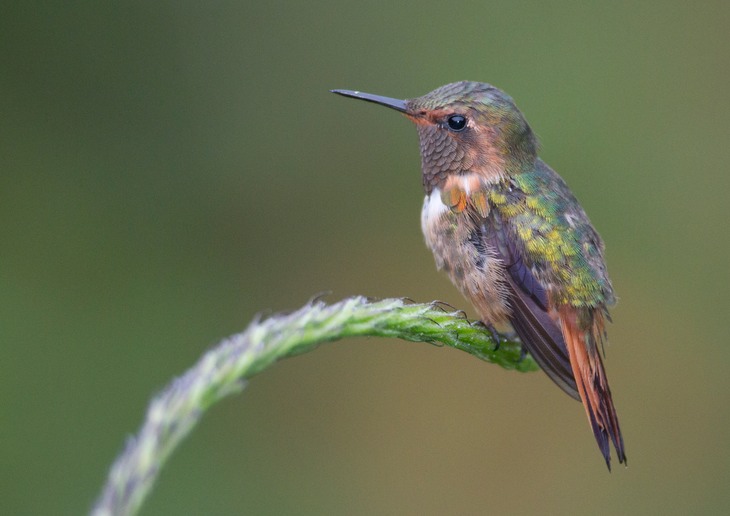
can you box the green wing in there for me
[493,159,615,310]
[481,159,614,400]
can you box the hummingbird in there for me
[332,81,626,469]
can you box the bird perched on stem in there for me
[332,81,626,469]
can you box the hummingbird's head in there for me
[333,81,538,193]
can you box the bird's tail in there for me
[559,306,626,470]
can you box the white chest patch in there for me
[420,188,449,237]
[417,183,510,325]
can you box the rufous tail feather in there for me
[559,306,626,470]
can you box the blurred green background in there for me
[2,2,728,514]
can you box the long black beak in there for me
[331,89,408,113]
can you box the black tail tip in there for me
[604,449,628,472]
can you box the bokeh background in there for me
[2,2,728,514]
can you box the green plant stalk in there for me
[91,296,537,516]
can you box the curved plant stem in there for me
[91,296,537,516]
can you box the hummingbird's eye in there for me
[446,114,467,132]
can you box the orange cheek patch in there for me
[441,186,468,213]
[441,174,490,217]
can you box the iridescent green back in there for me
[491,160,615,310]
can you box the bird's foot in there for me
[472,320,504,351]
[519,345,528,362]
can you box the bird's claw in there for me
[471,320,504,351]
